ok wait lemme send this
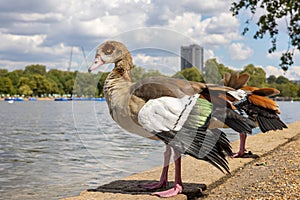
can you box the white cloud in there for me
[265,65,300,80]
[205,13,240,34]
[164,12,241,48]
[0,0,297,73]
[0,33,46,51]
[265,65,286,77]
[133,53,180,75]
[229,43,253,60]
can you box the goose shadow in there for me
[237,151,260,159]
[87,180,206,198]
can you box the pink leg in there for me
[232,133,247,158]
[152,148,183,197]
[140,144,171,189]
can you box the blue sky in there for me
[0,0,299,79]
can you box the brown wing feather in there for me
[227,71,239,88]
[252,88,280,97]
[235,73,250,89]
[241,86,259,92]
[223,72,231,86]
[130,76,206,101]
[248,94,280,113]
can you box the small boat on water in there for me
[54,97,106,101]
[28,97,37,101]
[7,100,14,104]
[4,97,24,102]
[54,97,69,101]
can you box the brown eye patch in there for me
[102,43,115,55]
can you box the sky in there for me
[0,0,300,80]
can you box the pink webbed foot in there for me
[152,184,183,198]
[232,150,246,158]
[139,180,168,189]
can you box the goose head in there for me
[88,41,132,72]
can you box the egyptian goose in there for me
[222,72,287,157]
[88,41,267,197]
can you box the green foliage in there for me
[0,77,14,95]
[24,64,46,76]
[270,83,298,97]
[130,65,163,82]
[267,75,277,84]
[130,66,164,82]
[275,75,290,84]
[241,64,266,87]
[267,75,299,97]
[0,60,300,98]
[0,69,8,77]
[30,74,52,97]
[172,67,203,82]
[97,72,109,97]
[231,0,300,71]
[142,69,163,78]
[8,70,23,91]
[73,73,100,97]
[204,58,233,84]
[0,65,104,97]
[18,85,33,96]
[130,65,145,82]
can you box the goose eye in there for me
[103,43,115,55]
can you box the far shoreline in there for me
[0,97,106,101]
[0,97,54,101]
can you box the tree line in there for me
[1,60,300,98]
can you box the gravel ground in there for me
[205,134,300,200]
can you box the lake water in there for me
[0,101,299,199]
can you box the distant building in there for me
[180,44,204,71]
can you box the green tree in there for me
[275,83,298,97]
[30,74,52,96]
[130,66,145,82]
[8,70,23,94]
[73,72,99,97]
[18,85,33,96]
[24,64,46,76]
[204,58,234,84]
[231,0,300,70]
[46,69,76,95]
[0,69,8,77]
[62,71,76,95]
[65,79,75,95]
[267,75,277,84]
[241,64,266,87]
[47,69,64,93]
[0,77,14,94]
[18,77,32,88]
[46,78,61,95]
[275,75,290,84]
[173,67,203,82]
[142,69,163,78]
[97,72,109,97]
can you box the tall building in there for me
[180,44,204,71]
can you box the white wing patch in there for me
[228,89,248,100]
[138,94,200,133]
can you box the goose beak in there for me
[88,56,105,72]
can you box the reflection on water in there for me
[0,101,299,199]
